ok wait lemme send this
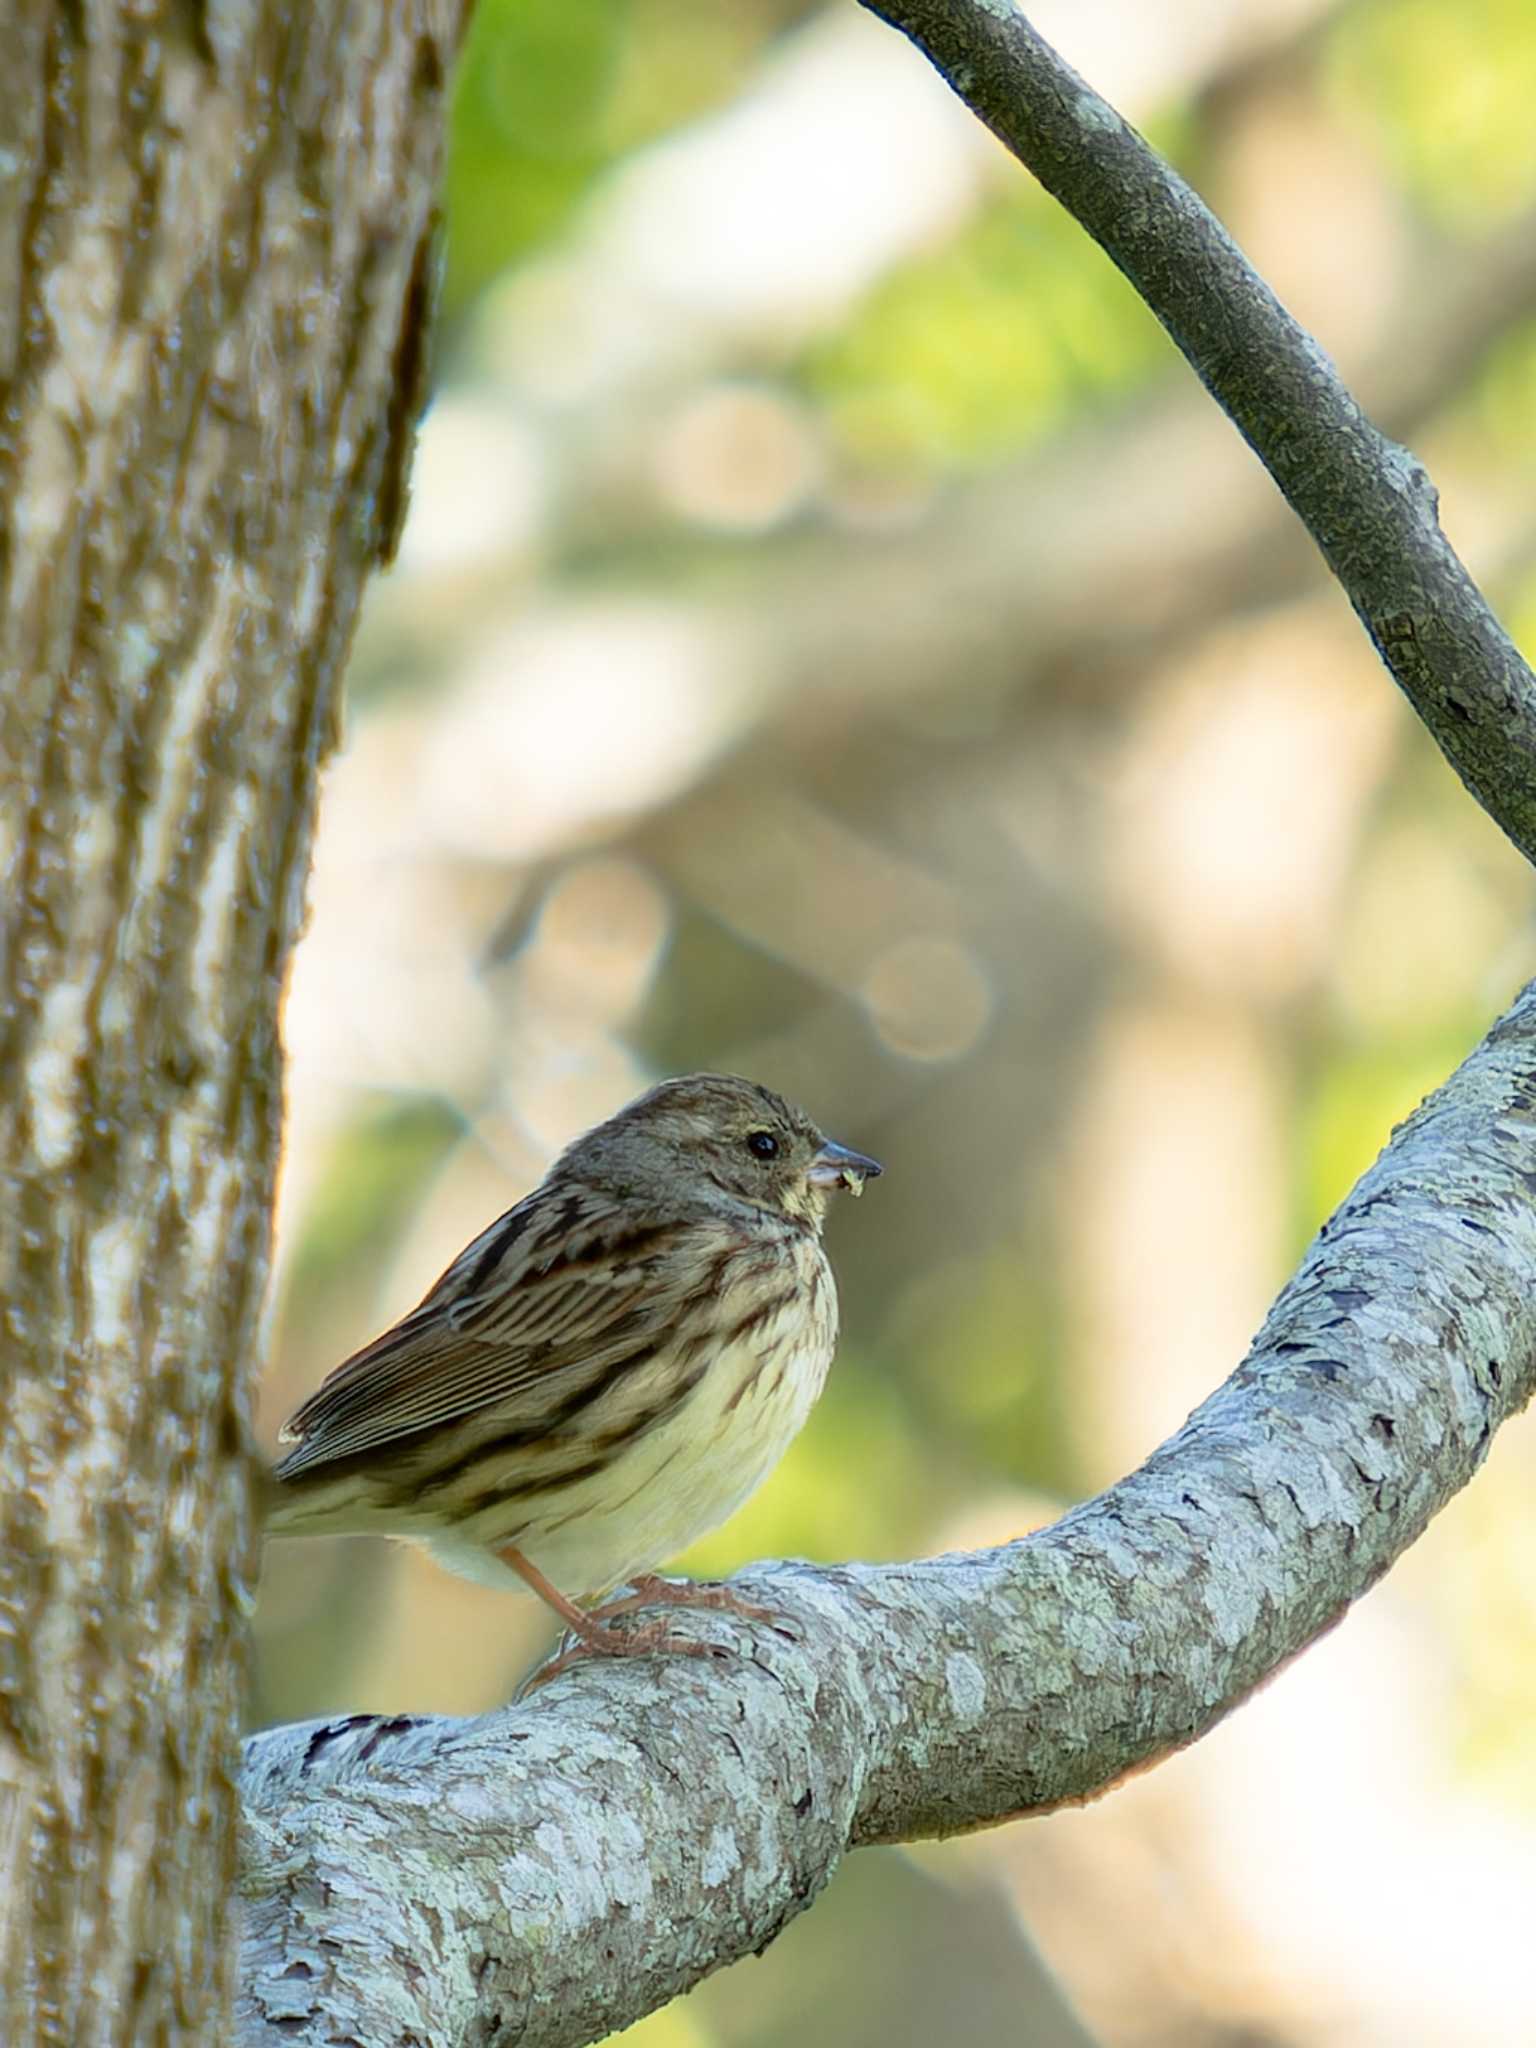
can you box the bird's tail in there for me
[253,1460,289,1533]
[256,1459,378,1541]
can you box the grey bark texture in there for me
[0,4,462,2042]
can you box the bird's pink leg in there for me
[499,1546,726,1684]
[593,1574,783,1630]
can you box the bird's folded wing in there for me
[272,1193,716,1479]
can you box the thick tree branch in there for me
[240,976,1536,2045]
[859,0,1536,864]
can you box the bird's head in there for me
[557,1073,882,1230]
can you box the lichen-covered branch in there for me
[858,0,1536,865]
[240,976,1536,2046]
[0,6,463,2041]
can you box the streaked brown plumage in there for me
[265,1074,880,1662]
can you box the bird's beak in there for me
[806,1138,883,1197]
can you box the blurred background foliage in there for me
[253,2,1536,2043]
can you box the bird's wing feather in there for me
[272,1186,722,1480]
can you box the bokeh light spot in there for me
[522,858,672,1022]
[653,383,822,532]
[862,935,993,1062]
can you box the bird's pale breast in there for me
[423,1230,837,1597]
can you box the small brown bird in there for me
[265,1073,881,1664]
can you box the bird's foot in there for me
[516,1577,793,1693]
[520,1614,727,1692]
[593,1573,784,1631]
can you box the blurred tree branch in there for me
[241,976,1536,2044]
[736,196,1536,733]
[366,191,1536,808]
[862,0,1536,864]
[0,4,461,2041]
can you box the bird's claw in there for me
[516,1577,793,1693]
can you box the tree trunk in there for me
[0,6,462,2040]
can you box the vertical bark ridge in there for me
[0,6,465,2040]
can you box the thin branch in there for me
[240,977,1536,2046]
[859,0,1536,864]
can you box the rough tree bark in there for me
[0,6,463,2043]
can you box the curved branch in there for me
[240,978,1536,2045]
[859,0,1536,863]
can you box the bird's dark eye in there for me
[746,1130,780,1161]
